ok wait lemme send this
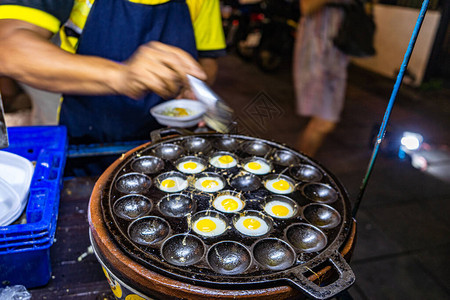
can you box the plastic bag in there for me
[0,285,31,300]
[333,0,376,57]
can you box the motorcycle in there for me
[222,0,299,72]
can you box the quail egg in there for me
[193,216,227,237]
[210,153,238,169]
[176,159,206,174]
[158,176,188,193]
[265,176,294,194]
[234,215,270,237]
[213,194,244,213]
[264,200,295,218]
[194,176,225,193]
[243,159,271,175]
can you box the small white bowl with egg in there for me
[150,99,206,128]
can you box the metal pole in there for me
[0,93,9,149]
[352,0,430,218]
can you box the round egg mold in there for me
[102,133,351,291]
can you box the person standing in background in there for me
[293,0,350,157]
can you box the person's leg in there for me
[296,116,336,157]
[297,49,348,158]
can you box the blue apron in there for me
[59,0,197,144]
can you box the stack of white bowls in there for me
[0,151,34,226]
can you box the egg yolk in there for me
[196,219,217,232]
[221,198,239,211]
[161,179,176,188]
[201,179,219,189]
[218,155,234,164]
[183,162,198,169]
[173,107,189,116]
[243,218,261,230]
[272,179,291,191]
[247,162,262,170]
[271,205,290,217]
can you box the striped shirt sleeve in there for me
[0,0,74,33]
[187,0,226,57]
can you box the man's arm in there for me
[0,19,206,99]
[199,57,218,86]
[187,0,226,86]
[300,0,329,16]
[300,0,350,16]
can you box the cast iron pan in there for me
[101,128,355,299]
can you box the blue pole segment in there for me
[352,0,430,218]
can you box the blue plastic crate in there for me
[0,126,67,288]
[4,126,67,161]
[0,242,53,288]
[0,187,59,249]
[0,126,67,239]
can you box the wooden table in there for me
[30,177,114,299]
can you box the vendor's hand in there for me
[176,86,196,100]
[120,41,206,99]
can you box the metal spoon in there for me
[187,75,234,133]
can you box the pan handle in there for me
[150,127,193,143]
[287,250,355,300]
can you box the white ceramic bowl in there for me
[0,177,21,226]
[150,99,206,128]
[0,151,34,226]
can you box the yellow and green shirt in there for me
[0,0,226,57]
